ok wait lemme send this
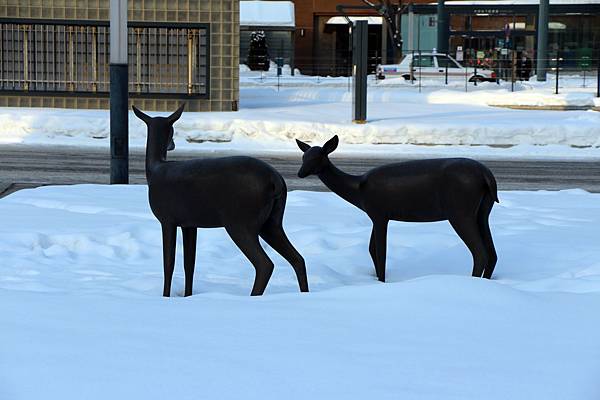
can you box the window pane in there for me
[437,56,460,68]
[413,55,434,67]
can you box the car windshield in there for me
[412,55,435,68]
[436,56,460,68]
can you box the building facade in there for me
[0,0,239,111]
[412,0,600,68]
[239,0,295,68]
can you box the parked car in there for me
[376,52,497,82]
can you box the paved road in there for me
[1,144,600,197]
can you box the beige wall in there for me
[0,0,239,112]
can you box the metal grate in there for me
[0,22,208,96]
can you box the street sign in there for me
[456,46,463,61]
[579,56,592,70]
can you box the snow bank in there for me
[1,185,600,399]
[2,86,600,153]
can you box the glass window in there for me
[436,56,460,68]
[412,55,434,67]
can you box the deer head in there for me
[296,135,339,178]
[132,104,184,153]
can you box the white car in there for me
[376,52,497,82]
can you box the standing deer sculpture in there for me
[133,104,308,296]
[296,135,498,282]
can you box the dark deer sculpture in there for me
[296,135,498,282]
[133,104,308,296]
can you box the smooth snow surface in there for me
[1,185,600,399]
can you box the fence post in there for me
[511,49,515,92]
[352,20,368,124]
[555,49,560,95]
[110,0,129,184]
[418,49,422,93]
[445,58,448,85]
[597,61,600,98]
[411,49,415,83]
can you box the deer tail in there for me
[483,167,499,203]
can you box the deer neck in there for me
[318,159,363,209]
[145,138,167,180]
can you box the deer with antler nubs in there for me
[133,104,308,296]
[296,135,498,282]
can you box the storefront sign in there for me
[456,46,463,61]
[473,9,500,14]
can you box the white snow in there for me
[240,1,295,27]
[1,184,600,399]
[327,16,383,25]
[1,68,599,159]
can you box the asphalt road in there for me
[1,144,600,197]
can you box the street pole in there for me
[536,0,549,81]
[110,0,128,184]
[407,3,415,53]
[597,62,600,97]
[352,20,368,124]
[437,0,449,54]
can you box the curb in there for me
[491,104,596,111]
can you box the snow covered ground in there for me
[0,66,599,160]
[1,184,600,399]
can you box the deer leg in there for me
[161,223,177,297]
[478,196,497,279]
[182,227,197,297]
[226,226,274,296]
[372,219,389,283]
[449,216,488,278]
[260,225,309,293]
[368,228,377,271]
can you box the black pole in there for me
[597,62,599,97]
[445,57,448,85]
[473,38,478,87]
[436,0,449,54]
[555,49,560,95]
[110,0,128,184]
[536,0,549,81]
[352,20,368,124]
[110,64,128,184]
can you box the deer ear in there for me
[167,103,185,125]
[132,105,151,124]
[296,139,311,153]
[322,135,339,154]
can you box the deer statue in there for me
[133,104,308,297]
[296,135,498,282]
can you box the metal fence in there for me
[0,21,209,96]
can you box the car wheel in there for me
[402,74,413,81]
[469,75,484,83]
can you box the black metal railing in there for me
[0,21,209,97]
